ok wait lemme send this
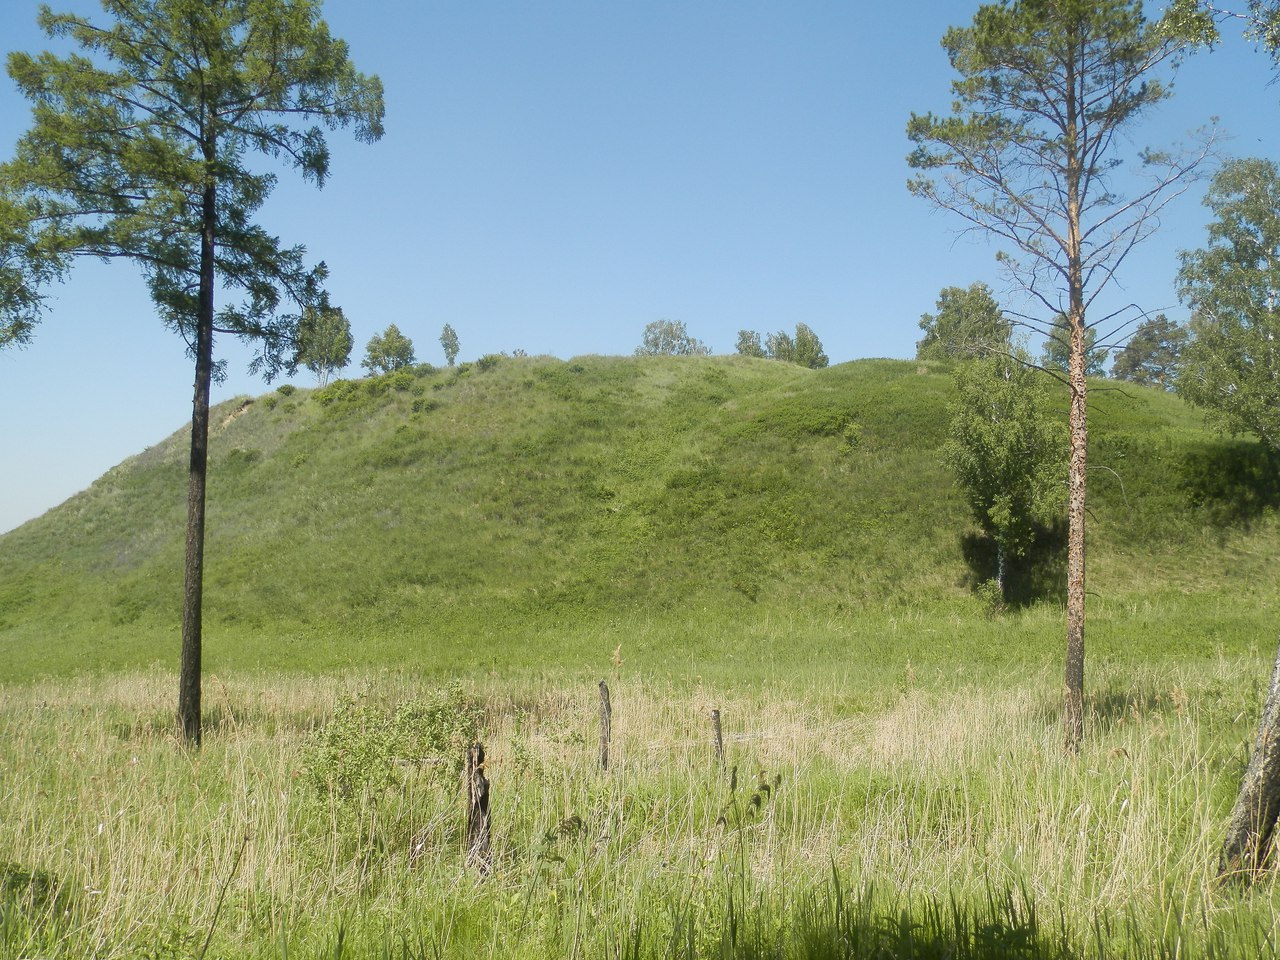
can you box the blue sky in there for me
[0,0,1276,534]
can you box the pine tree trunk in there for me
[1220,636,1280,882]
[178,180,216,747]
[1064,316,1088,753]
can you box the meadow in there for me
[2,356,1280,957]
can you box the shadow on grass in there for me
[606,873,1274,960]
[960,519,1068,609]
[1180,441,1280,527]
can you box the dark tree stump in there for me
[466,742,491,875]
[599,680,612,771]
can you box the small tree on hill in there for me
[739,323,830,368]
[296,302,352,387]
[635,319,710,356]
[917,283,1012,361]
[363,324,415,375]
[790,323,830,369]
[1112,314,1186,389]
[735,329,767,358]
[440,323,460,366]
[944,351,1065,602]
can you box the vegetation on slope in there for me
[0,354,1276,680]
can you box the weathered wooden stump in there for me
[599,680,612,771]
[466,742,491,875]
[710,708,724,768]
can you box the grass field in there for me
[3,355,1280,956]
[4,652,1280,958]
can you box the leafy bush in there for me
[302,683,481,802]
[276,383,297,396]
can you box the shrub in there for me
[302,683,481,802]
[276,383,297,396]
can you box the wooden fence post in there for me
[466,742,491,875]
[599,680,612,771]
[710,708,724,768]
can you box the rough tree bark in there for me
[178,178,217,747]
[1220,636,1280,882]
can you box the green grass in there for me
[3,354,1280,956]
[3,662,1280,958]
[1,355,1277,681]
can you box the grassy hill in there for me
[1,354,1277,682]
[6,353,1280,959]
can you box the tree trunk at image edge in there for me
[178,182,216,747]
[1063,313,1088,753]
[1220,636,1280,882]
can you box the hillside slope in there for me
[1,355,1277,680]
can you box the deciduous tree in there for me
[363,323,415,374]
[440,323,460,367]
[735,329,766,358]
[1177,158,1280,450]
[944,350,1065,602]
[296,301,352,387]
[1,0,383,744]
[790,322,830,369]
[916,283,1012,361]
[739,323,830,368]
[635,319,710,356]
[907,0,1211,750]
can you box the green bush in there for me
[276,383,296,396]
[302,683,481,802]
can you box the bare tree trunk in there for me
[1220,636,1280,882]
[178,179,216,747]
[1064,328,1088,753]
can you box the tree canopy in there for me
[0,0,384,744]
[1111,314,1186,389]
[737,323,830,368]
[635,319,711,357]
[944,350,1065,602]
[363,323,416,374]
[1177,157,1280,450]
[916,283,1011,361]
[440,323,460,367]
[735,329,767,358]
[296,301,352,386]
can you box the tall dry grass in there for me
[2,660,1279,957]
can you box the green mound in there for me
[1,355,1276,681]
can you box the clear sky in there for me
[0,0,1276,534]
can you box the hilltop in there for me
[1,355,1277,682]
